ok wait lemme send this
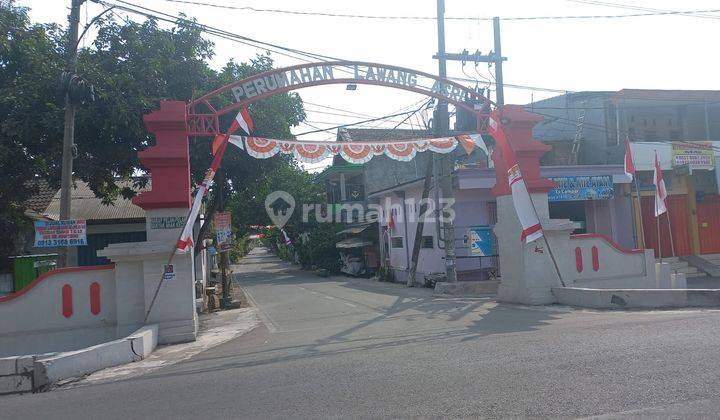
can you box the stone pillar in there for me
[100,101,198,344]
[491,106,576,305]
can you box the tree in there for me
[0,3,305,266]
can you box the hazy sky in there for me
[19,0,720,170]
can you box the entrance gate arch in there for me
[186,60,494,136]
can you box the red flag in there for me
[653,151,667,217]
[624,141,636,180]
[388,210,396,231]
[487,111,543,243]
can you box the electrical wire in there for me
[565,0,720,20]
[152,0,720,21]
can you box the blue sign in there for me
[465,227,494,256]
[34,219,87,247]
[548,176,614,202]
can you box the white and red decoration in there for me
[624,140,636,180]
[178,108,254,253]
[487,111,544,243]
[653,151,668,217]
[226,134,484,164]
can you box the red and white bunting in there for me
[487,111,544,244]
[228,135,474,165]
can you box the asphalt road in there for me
[3,248,720,419]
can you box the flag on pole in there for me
[212,108,254,154]
[178,109,253,253]
[653,151,668,217]
[624,140,636,180]
[388,209,396,231]
[487,112,544,243]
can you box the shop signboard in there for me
[34,219,87,247]
[671,142,714,170]
[215,212,233,252]
[465,226,494,256]
[548,176,614,202]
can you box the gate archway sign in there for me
[187,60,493,136]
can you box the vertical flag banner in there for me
[487,112,544,243]
[653,151,668,217]
[624,141,636,180]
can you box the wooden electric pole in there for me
[58,0,83,267]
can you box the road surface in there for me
[3,247,720,418]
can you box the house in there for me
[531,89,720,258]
[354,88,720,285]
[38,180,148,266]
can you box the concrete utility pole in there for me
[58,0,83,267]
[435,0,457,283]
[432,17,507,107]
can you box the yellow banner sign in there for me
[671,142,714,170]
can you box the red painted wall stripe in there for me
[62,284,73,318]
[575,247,583,273]
[592,246,600,272]
[90,282,101,315]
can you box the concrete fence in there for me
[0,265,117,357]
[563,234,656,289]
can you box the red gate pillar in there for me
[132,100,191,213]
[101,100,198,344]
[489,105,576,305]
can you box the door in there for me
[640,195,691,258]
[697,194,720,254]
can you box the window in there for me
[391,237,404,248]
[421,236,434,249]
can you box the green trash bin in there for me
[9,254,58,292]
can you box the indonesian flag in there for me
[653,151,668,217]
[624,140,636,180]
[212,108,254,154]
[177,110,253,253]
[487,112,544,243]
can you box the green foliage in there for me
[228,235,253,263]
[295,223,343,273]
[0,3,304,262]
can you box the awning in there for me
[336,238,373,249]
[337,224,372,235]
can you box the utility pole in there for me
[435,0,457,283]
[432,17,507,107]
[492,16,505,107]
[58,0,83,267]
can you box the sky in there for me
[18,0,720,171]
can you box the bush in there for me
[229,235,254,263]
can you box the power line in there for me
[294,108,427,136]
[565,0,720,20]
[153,0,720,21]
[102,0,347,64]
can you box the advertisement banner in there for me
[548,176,614,202]
[465,227,494,256]
[671,142,714,170]
[34,219,87,247]
[215,212,233,252]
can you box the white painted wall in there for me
[0,267,116,357]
